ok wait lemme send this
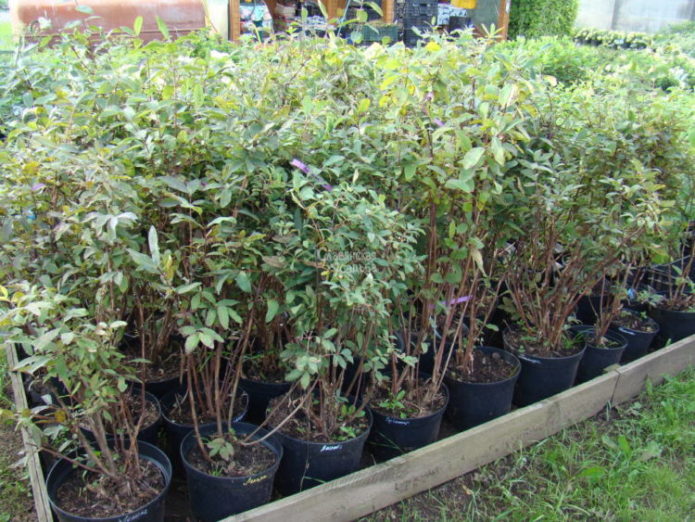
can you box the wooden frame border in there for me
[227,334,694,521]
[4,343,53,522]
[10,335,693,521]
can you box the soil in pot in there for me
[180,422,282,521]
[368,379,448,462]
[47,441,172,522]
[445,346,520,430]
[81,391,162,446]
[574,327,627,384]
[266,393,371,495]
[241,358,290,425]
[503,328,585,407]
[162,390,248,466]
[125,350,185,399]
[610,309,659,363]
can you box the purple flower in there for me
[425,91,434,101]
[433,118,444,127]
[31,183,46,192]
[290,158,310,175]
[322,183,333,192]
[447,295,471,306]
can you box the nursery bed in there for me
[9,334,694,522]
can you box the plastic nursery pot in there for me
[46,441,172,522]
[180,422,283,522]
[503,329,586,407]
[444,346,521,431]
[274,409,373,495]
[367,383,449,462]
[649,306,695,344]
[81,391,163,447]
[239,377,291,425]
[130,373,186,400]
[161,390,248,467]
[573,327,627,384]
[611,309,660,363]
[575,294,607,325]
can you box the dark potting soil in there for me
[167,393,246,425]
[370,382,447,419]
[125,350,181,383]
[612,311,658,333]
[584,334,624,349]
[447,350,517,384]
[185,434,276,477]
[242,359,287,384]
[505,329,584,358]
[82,393,159,434]
[55,458,165,518]
[265,394,370,443]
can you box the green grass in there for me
[367,367,695,521]
[0,350,35,522]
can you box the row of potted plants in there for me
[0,28,693,520]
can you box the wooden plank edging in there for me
[611,335,695,405]
[227,334,695,522]
[4,343,53,522]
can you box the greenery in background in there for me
[366,367,695,521]
[508,0,578,39]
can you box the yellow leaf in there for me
[425,41,441,52]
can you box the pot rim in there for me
[46,440,171,522]
[445,346,521,386]
[180,421,283,482]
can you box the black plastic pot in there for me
[611,309,660,363]
[239,377,291,425]
[575,294,607,325]
[274,410,372,495]
[503,329,586,407]
[574,327,627,384]
[81,391,163,447]
[367,383,448,462]
[649,306,695,344]
[161,390,248,466]
[444,346,520,431]
[46,441,172,522]
[180,422,283,522]
[129,374,186,401]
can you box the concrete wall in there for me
[576,0,695,33]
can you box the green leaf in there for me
[462,147,485,169]
[176,282,201,294]
[235,271,252,293]
[445,178,474,193]
[265,299,280,323]
[156,16,171,40]
[148,226,160,265]
[218,306,229,330]
[185,334,199,354]
[133,16,143,36]
[75,5,94,14]
[404,164,416,181]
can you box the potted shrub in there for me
[150,168,284,520]
[365,36,532,448]
[260,179,420,493]
[648,232,695,343]
[500,81,678,404]
[3,286,172,522]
